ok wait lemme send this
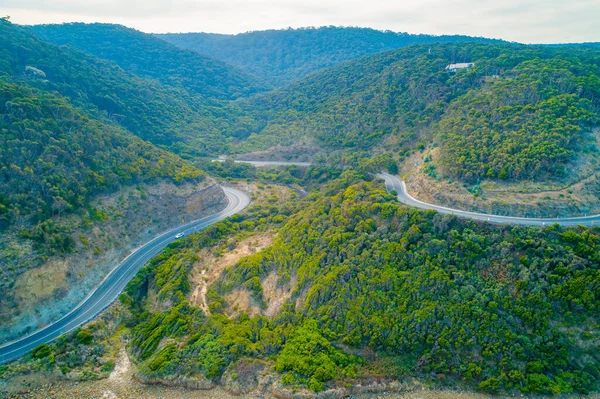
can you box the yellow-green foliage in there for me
[275,320,359,392]
[440,59,600,182]
[211,180,600,393]
[76,329,93,345]
[122,176,600,393]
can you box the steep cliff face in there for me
[0,180,227,344]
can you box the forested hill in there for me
[0,20,207,229]
[29,23,268,101]
[231,42,600,183]
[0,18,208,290]
[0,79,202,232]
[545,42,600,48]
[118,173,600,394]
[157,27,506,85]
[1,20,232,157]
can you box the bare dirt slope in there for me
[234,144,320,162]
[190,233,274,315]
[189,183,298,318]
[5,371,598,399]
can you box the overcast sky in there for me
[1,0,598,44]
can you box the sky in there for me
[1,0,599,44]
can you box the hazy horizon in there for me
[2,0,599,44]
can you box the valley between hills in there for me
[1,19,600,398]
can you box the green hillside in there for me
[0,19,207,274]
[30,23,268,101]
[20,23,600,184]
[439,58,600,181]
[0,79,202,233]
[157,27,505,86]
[2,18,600,397]
[115,174,600,394]
[230,43,600,182]
[0,20,231,157]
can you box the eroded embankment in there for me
[0,180,227,344]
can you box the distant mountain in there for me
[544,42,600,48]
[1,21,234,157]
[157,26,507,85]
[30,23,268,101]
[230,42,600,183]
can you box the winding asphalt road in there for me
[3,162,596,363]
[231,160,312,167]
[378,172,600,226]
[0,187,250,365]
[222,160,600,226]
[213,159,313,167]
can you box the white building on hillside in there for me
[445,63,474,72]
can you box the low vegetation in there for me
[0,309,125,382]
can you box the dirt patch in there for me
[13,259,68,304]
[224,289,261,317]
[295,285,310,311]
[189,182,300,317]
[406,170,600,218]
[5,379,599,399]
[108,348,131,384]
[1,361,237,399]
[190,233,274,315]
[262,272,296,317]
[247,182,297,205]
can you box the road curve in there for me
[378,172,600,226]
[0,187,250,365]
[235,160,312,167]
[212,159,313,168]
[220,160,600,226]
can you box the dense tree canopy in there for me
[0,80,203,229]
[13,22,600,184]
[225,43,600,182]
[158,27,505,86]
[439,58,600,181]
[0,20,234,157]
[122,175,600,394]
[0,20,207,250]
[30,23,267,101]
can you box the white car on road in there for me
[175,232,185,239]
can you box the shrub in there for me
[76,330,94,345]
[32,344,52,359]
